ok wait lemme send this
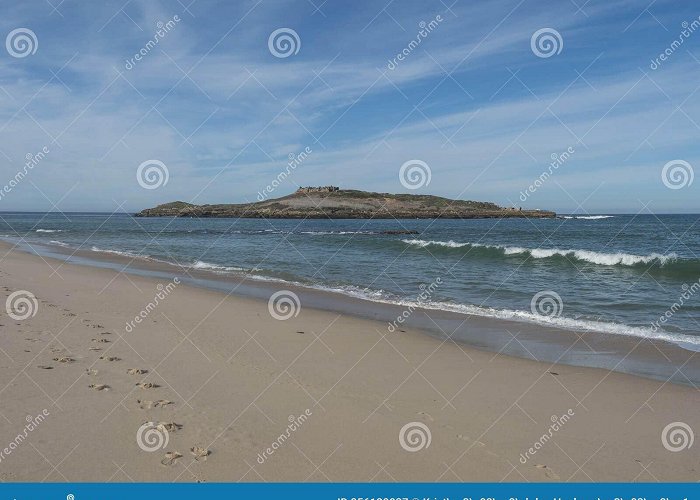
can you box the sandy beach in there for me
[0,241,698,482]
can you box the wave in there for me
[560,215,614,220]
[403,239,470,249]
[298,230,377,235]
[36,229,65,233]
[14,236,699,349]
[379,297,700,347]
[401,239,681,267]
[188,260,246,273]
[90,246,146,259]
[287,282,700,348]
[49,240,70,247]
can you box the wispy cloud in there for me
[0,0,698,213]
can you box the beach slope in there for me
[0,242,696,482]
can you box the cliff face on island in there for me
[134,187,555,219]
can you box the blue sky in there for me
[0,0,699,213]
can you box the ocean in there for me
[2,212,699,351]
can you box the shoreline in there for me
[0,240,698,481]
[3,238,699,387]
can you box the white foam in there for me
[402,239,471,248]
[36,229,64,233]
[292,283,700,347]
[25,238,698,349]
[561,215,614,220]
[49,240,70,247]
[189,260,246,273]
[401,239,677,267]
[90,246,144,258]
[298,230,375,235]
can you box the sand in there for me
[0,241,697,482]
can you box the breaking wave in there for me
[188,260,246,273]
[560,215,615,220]
[90,246,146,259]
[401,239,684,268]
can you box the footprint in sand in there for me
[53,356,75,363]
[137,399,173,409]
[89,347,102,351]
[161,451,183,466]
[535,464,560,480]
[127,368,148,375]
[85,368,98,376]
[37,365,54,370]
[99,356,121,362]
[147,421,182,432]
[136,382,160,389]
[190,445,210,461]
[418,411,435,422]
[92,338,111,343]
[89,384,109,391]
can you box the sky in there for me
[0,0,699,214]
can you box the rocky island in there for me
[135,187,555,219]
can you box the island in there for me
[135,186,556,219]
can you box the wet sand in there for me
[0,241,698,481]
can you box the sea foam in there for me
[560,215,615,220]
[401,239,678,267]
